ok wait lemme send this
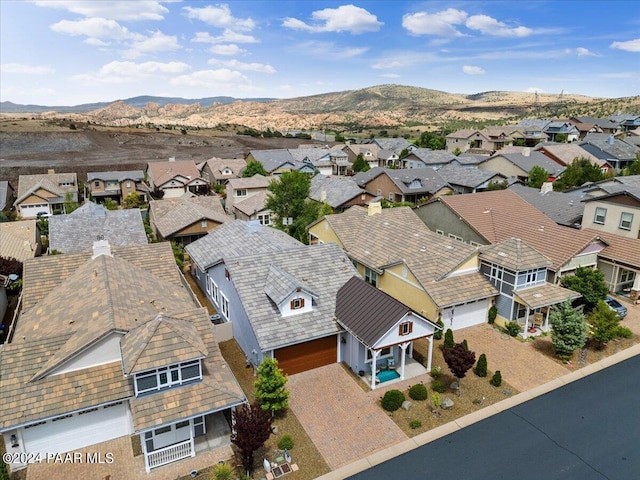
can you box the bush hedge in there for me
[408,383,428,401]
[381,389,406,411]
[505,321,520,337]
[278,434,294,450]
[490,370,502,387]
[431,380,446,393]
[475,353,488,377]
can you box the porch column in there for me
[142,434,150,473]
[544,307,551,332]
[524,307,531,334]
[190,436,196,458]
[426,336,434,373]
[399,343,409,380]
[370,349,378,390]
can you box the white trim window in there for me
[619,212,633,231]
[234,189,247,197]
[134,360,202,396]
[366,346,392,363]
[364,267,378,287]
[205,275,211,294]
[258,213,270,225]
[594,207,607,224]
[220,293,230,320]
[211,279,219,305]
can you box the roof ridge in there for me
[124,315,164,374]
[162,316,207,356]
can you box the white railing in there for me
[146,439,193,470]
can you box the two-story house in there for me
[477,150,565,182]
[309,175,376,213]
[199,157,247,185]
[581,190,640,239]
[146,159,209,198]
[0,241,245,473]
[225,174,272,218]
[14,170,78,218]
[87,170,147,205]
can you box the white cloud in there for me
[462,65,485,75]
[124,31,181,59]
[170,69,249,87]
[610,38,640,52]
[465,15,532,37]
[402,9,468,36]
[209,44,245,56]
[192,30,257,44]
[34,0,169,21]
[575,47,598,57]
[50,17,136,40]
[71,60,190,83]
[183,5,255,31]
[525,87,545,93]
[380,73,401,79]
[283,5,382,34]
[1,63,54,75]
[84,38,110,47]
[208,59,275,73]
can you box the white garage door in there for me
[19,203,50,218]
[442,299,489,331]
[22,402,130,455]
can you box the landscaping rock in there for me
[401,401,412,411]
[450,381,460,391]
[441,397,455,409]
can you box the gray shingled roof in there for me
[436,165,505,188]
[150,196,229,238]
[233,191,269,216]
[225,243,358,351]
[372,138,414,154]
[580,133,639,161]
[408,149,456,165]
[485,151,565,177]
[87,170,144,182]
[509,183,585,227]
[185,220,303,270]
[264,264,318,307]
[248,149,304,173]
[309,175,366,208]
[49,202,147,253]
[0,181,12,210]
[385,167,450,194]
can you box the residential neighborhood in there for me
[1,110,640,480]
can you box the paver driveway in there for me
[287,364,407,470]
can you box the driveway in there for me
[287,364,407,470]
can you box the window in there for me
[620,269,635,283]
[399,321,413,336]
[94,181,100,187]
[134,360,202,395]
[290,298,305,310]
[448,233,463,242]
[470,241,481,247]
[258,213,270,225]
[594,207,607,224]
[435,229,444,235]
[619,212,633,231]
[364,267,378,287]
[205,275,211,294]
[366,347,392,361]
[388,192,395,201]
[220,293,230,320]
[234,189,247,197]
[201,220,208,228]
[126,181,131,188]
[155,426,171,436]
[376,189,382,196]
[211,280,219,305]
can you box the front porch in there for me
[364,357,428,389]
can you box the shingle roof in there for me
[484,151,565,177]
[536,143,606,167]
[436,165,505,188]
[580,134,639,161]
[248,149,303,173]
[264,264,318,307]
[514,283,581,309]
[407,149,457,165]
[201,157,247,180]
[433,190,601,271]
[372,138,414,154]
[233,191,269,216]
[147,160,203,186]
[16,172,77,199]
[226,243,357,351]
[87,170,144,182]
[335,276,412,346]
[508,184,585,227]
[226,174,271,189]
[0,220,39,261]
[587,230,640,270]
[354,167,450,194]
[426,272,498,308]
[479,238,552,271]
[150,196,229,238]
[185,220,303,270]
[309,175,366,208]
[49,202,148,253]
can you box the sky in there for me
[1,1,639,106]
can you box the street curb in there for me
[317,343,640,480]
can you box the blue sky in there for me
[1,1,639,106]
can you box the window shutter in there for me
[399,324,403,335]
[290,299,295,309]
[408,322,413,334]
[300,298,305,308]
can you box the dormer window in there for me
[134,360,202,396]
[291,298,305,310]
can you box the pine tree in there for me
[475,353,487,377]
[254,358,289,414]
[443,328,454,350]
[550,300,587,360]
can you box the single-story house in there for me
[435,165,507,194]
[352,167,452,204]
[244,150,315,176]
[579,134,639,171]
[477,150,565,182]
[536,143,612,175]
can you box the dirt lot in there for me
[0,117,318,187]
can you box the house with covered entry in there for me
[146,159,209,198]
[309,175,376,212]
[87,170,147,205]
[477,149,565,182]
[579,133,639,171]
[0,241,245,473]
[14,170,78,218]
[198,157,247,185]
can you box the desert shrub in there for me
[614,326,633,339]
[444,328,455,349]
[505,321,520,337]
[431,380,446,393]
[475,353,488,377]
[381,389,405,412]
[434,318,444,340]
[432,392,441,409]
[409,419,422,429]
[277,434,294,451]
[488,304,497,324]
[429,366,441,378]
[211,462,234,480]
[490,370,502,387]
[408,383,428,401]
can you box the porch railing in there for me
[146,439,194,471]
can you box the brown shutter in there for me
[399,324,403,335]
[300,298,305,308]
[408,322,413,334]
[290,299,295,309]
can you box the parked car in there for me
[605,296,627,319]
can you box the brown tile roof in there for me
[426,272,498,308]
[587,230,640,269]
[0,220,39,261]
[147,160,202,186]
[479,238,552,271]
[233,191,269,216]
[226,174,271,189]
[150,196,229,238]
[16,172,77,200]
[202,157,247,180]
[121,315,208,375]
[435,190,601,271]
[514,283,581,309]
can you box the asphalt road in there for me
[350,354,640,480]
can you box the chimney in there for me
[92,239,113,259]
[540,182,553,194]
[47,169,55,175]
[522,148,530,157]
[368,201,382,216]
[607,135,614,145]
[320,190,327,202]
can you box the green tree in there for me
[417,131,446,150]
[555,133,568,143]
[63,192,78,214]
[621,153,640,176]
[486,180,508,191]
[550,300,587,360]
[443,328,455,350]
[588,300,623,348]
[443,342,476,396]
[103,198,119,210]
[230,401,273,474]
[242,160,267,177]
[528,165,550,189]
[559,266,608,311]
[254,358,289,415]
[553,157,605,191]
[475,353,488,377]
[352,153,370,173]
[453,147,462,156]
[123,192,143,209]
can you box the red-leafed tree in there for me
[0,256,22,277]
[443,342,476,397]
[231,401,273,474]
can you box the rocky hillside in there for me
[4,84,639,131]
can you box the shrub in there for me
[409,419,422,429]
[443,328,455,349]
[461,339,469,351]
[488,304,497,324]
[429,366,441,378]
[408,383,428,401]
[614,325,633,339]
[211,462,234,480]
[475,353,488,377]
[278,434,294,451]
[490,370,502,387]
[381,389,405,412]
[505,321,520,337]
[431,380,446,393]
[432,392,441,409]
[434,318,444,340]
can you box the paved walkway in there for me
[287,364,407,470]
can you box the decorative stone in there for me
[441,397,455,409]
[401,401,412,410]
[450,381,460,391]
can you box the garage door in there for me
[442,299,489,331]
[275,336,337,375]
[22,402,130,455]
[19,203,50,218]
